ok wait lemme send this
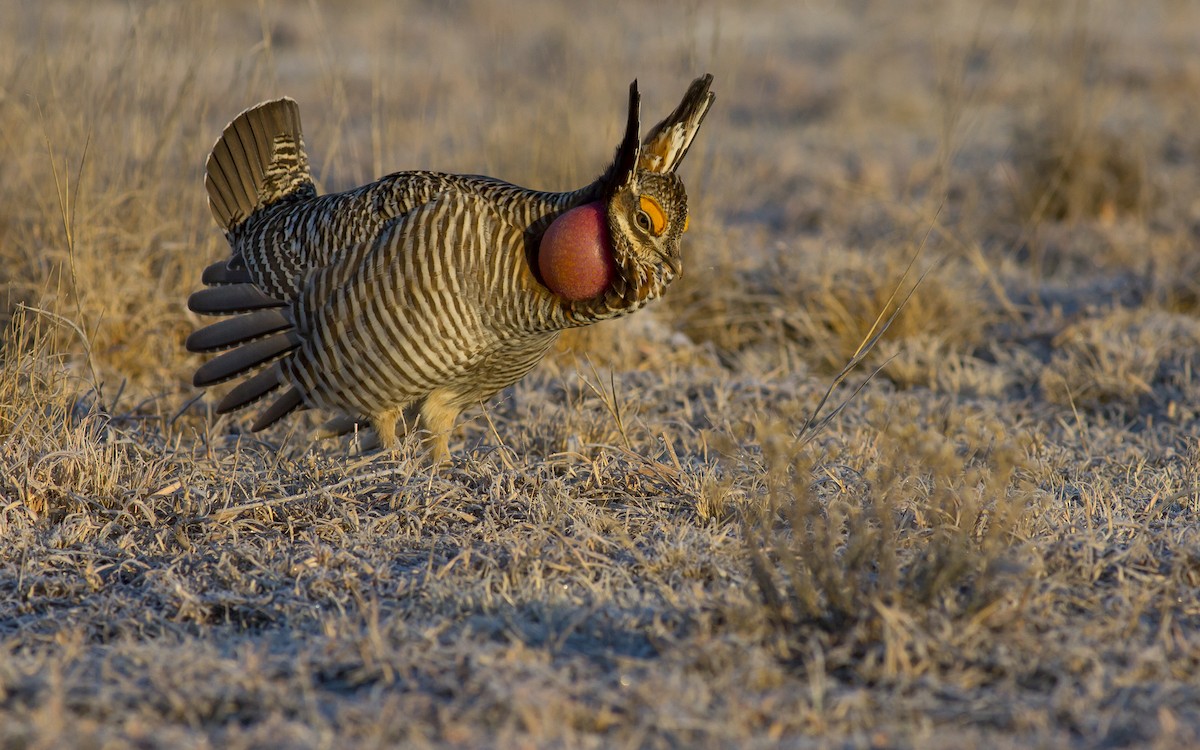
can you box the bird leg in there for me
[418,389,462,465]
[371,406,404,450]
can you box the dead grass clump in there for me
[0,308,199,529]
[0,308,110,521]
[874,333,1014,397]
[1155,234,1200,318]
[550,310,716,375]
[669,231,991,381]
[1039,308,1200,412]
[1005,1,1155,226]
[1011,111,1153,225]
[740,394,1034,654]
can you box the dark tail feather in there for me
[192,330,301,387]
[638,74,715,174]
[189,284,286,315]
[216,363,285,413]
[186,309,292,353]
[189,314,308,431]
[600,80,642,199]
[201,260,254,286]
[251,388,304,431]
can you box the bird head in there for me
[601,169,689,307]
[603,75,711,305]
[546,75,712,323]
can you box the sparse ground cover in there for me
[3,1,1200,747]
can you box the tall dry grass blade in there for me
[579,359,634,452]
[796,205,941,445]
[37,104,104,406]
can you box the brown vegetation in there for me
[4,1,1200,747]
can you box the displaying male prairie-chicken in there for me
[187,74,714,461]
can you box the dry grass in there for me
[5,0,1200,747]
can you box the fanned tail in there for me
[187,263,306,431]
[205,97,316,232]
[192,97,319,433]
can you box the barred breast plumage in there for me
[187,75,714,461]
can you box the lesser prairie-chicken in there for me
[187,74,714,461]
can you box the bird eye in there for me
[638,196,667,236]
